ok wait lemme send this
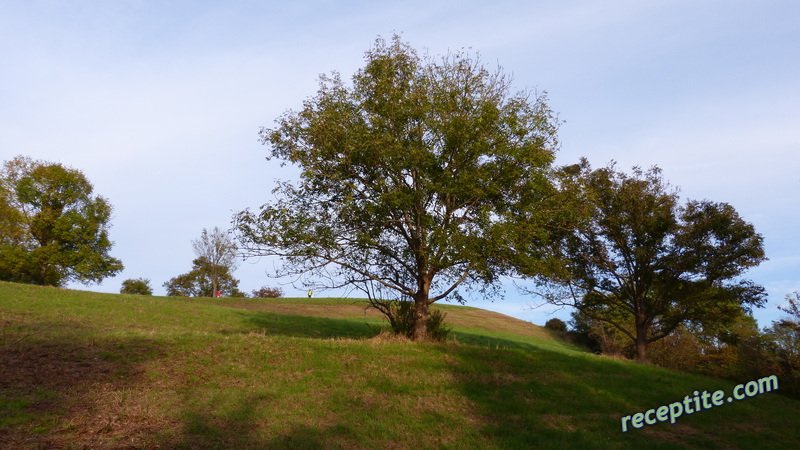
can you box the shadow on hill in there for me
[237,310,382,340]
[0,320,165,448]
[438,342,800,448]
[450,330,548,351]
[173,398,358,450]
[439,343,638,448]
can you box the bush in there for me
[545,318,567,332]
[252,286,283,298]
[369,299,450,341]
[120,278,153,295]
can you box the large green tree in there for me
[525,160,767,362]
[0,156,123,286]
[234,35,561,340]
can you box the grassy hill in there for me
[1,281,798,449]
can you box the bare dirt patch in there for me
[0,332,168,448]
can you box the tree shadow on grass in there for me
[173,396,358,450]
[439,343,746,449]
[449,331,544,351]
[237,311,383,340]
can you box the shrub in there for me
[120,278,153,295]
[369,299,450,341]
[545,318,567,332]
[251,286,283,298]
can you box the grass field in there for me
[1,280,799,449]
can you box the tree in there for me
[234,35,561,340]
[544,318,567,332]
[120,278,153,295]
[0,156,123,286]
[525,160,767,362]
[191,227,238,297]
[163,256,243,297]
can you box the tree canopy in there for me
[524,160,767,362]
[235,35,561,340]
[0,156,123,286]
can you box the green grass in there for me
[1,280,799,448]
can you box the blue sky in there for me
[1,0,798,328]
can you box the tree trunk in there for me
[635,324,648,363]
[412,276,432,341]
[413,296,429,341]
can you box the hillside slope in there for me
[1,281,799,449]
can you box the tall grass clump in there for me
[368,299,450,341]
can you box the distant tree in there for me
[690,311,766,380]
[0,156,123,286]
[192,227,238,298]
[163,256,243,297]
[234,35,561,341]
[524,160,767,362]
[163,271,199,297]
[777,291,800,328]
[120,278,153,295]
[251,286,284,298]
[762,292,800,398]
[544,318,567,332]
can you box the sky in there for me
[1,0,798,328]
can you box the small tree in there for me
[192,227,238,298]
[120,278,153,295]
